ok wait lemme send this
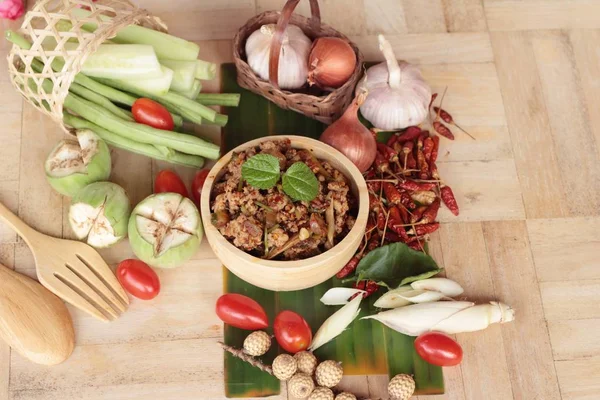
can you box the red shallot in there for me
[320,91,376,172]
[308,37,356,89]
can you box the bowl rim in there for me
[200,135,368,270]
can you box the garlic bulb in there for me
[245,24,312,90]
[356,35,431,130]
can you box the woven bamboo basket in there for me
[6,0,166,130]
[233,0,363,125]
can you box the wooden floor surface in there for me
[1,1,599,399]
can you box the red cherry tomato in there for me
[191,169,209,206]
[154,170,189,197]
[274,310,312,353]
[216,294,269,330]
[414,332,463,366]
[132,98,174,131]
[116,259,160,300]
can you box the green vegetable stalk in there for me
[63,114,204,168]
[196,93,240,107]
[65,93,219,159]
[68,82,134,121]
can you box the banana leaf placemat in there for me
[220,63,443,398]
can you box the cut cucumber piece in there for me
[99,66,173,97]
[173,79,202,100]
[160,59,196,92]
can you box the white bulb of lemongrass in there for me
[362,301,514,336]
[356,34,431,130]
[245,24,312,90]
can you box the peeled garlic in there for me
[356,35,431,130]
[309,293,362,351]
[245,24,312,89]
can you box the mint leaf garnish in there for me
[241,154,280,189]
[282,162,319,202]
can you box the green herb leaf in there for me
[241,154,281,189]
[282,162,319,202]
[356,242,441,288]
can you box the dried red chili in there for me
[388,218,409,242]
[377,143,398,162]
[374,151,390,173]
[407,222,440,236]
[410,205,428,223]
[430,135,440,163]
[423,137,434,161]
[376,207,386,230]
[433,107,476,140]
[440,185,459,216]
[336,256,360,279]
[388,205,403,223]
[433,121,455,140]
[387,133,399,147]
[416,149,429,179]
[383,182,402,205]
[397,204,409,223]
[406,152,417,170]
[398,126,422,142]
[421,198,441,224]
[400,192,416,210]
[398,180,436,192]
[429,93,438,110]
[352,280,380,298]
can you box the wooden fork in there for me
[0,201,129,322]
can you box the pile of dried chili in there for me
[336,121,460,293]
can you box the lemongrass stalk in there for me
[319,287,365,306]
[410,278,464,298]
[362,301,514,336]
[63,114,204,168]
[373,288,445,309]
[196,93,240,107]
[195,60,217,80]
[69,82,133,121]
[309,294,363,352]
[64,93,219,159]
[432,301,515,334]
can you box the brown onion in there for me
[319,91,376,173]
[308,37,357,89]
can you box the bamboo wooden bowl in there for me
[200,136,368,291]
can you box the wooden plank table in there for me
[1,1,599,399]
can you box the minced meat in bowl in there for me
[210,139,358,261]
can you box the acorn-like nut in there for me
[308,387,334,400]
[272,354,297,381]
[315,360,343,388]
[295,351,318,375]
[388,374,415,400]
[335,393,357,400]
[288,373,315,399]
[243,331,271,356]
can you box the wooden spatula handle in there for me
[0,201,43,246]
